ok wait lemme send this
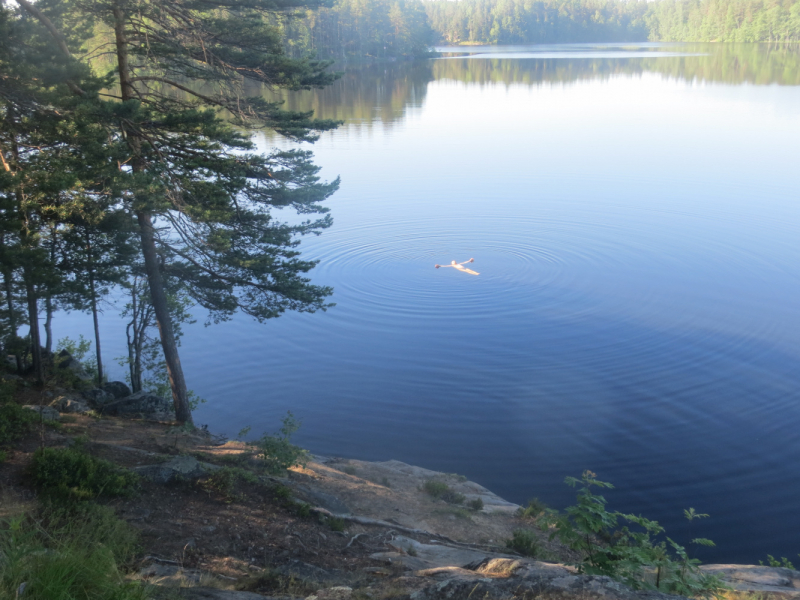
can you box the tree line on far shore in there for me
[255,0,800,64]
[424,0,800,45]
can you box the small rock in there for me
[308,587,353,600]
[102,381,132,399]
[22,405,60,421]
[51,395,91,414]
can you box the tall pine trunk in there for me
[44,228,57,354]
[1,266,22,373]
[44,296,53,354]
[85,231,103,386]
[136,212,192,422]
[89,274,103,386]
[23,270,42,384]
[114,6,192,423]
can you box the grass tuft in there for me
[423,479,465,504]
[506,529,540,557]
[0,504,144,600]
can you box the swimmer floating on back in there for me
[435,258,479,276]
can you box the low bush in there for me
[254,412,310,475]
[422,480,465,504]
[520,497,548,520]
[761,555,797,569]
[0,504,144,600]
[467,497,484,511]
[326,517,346,532]
[199,466,259,502]
[506,529,540,557]
[0,401,38,447]
[29,447,139,500]
[544,470,725,599]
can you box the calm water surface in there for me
[71,44,800,562]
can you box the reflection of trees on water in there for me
[434,45,800,86]
[266,45,798,130]
[263,61,434,129]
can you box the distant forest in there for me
[282,0,799,60]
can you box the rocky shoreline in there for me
[4,371,800,600]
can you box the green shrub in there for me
[545,471,725,598]
[342,465,357,475]
[29,447,139,500]
[200,466,258,502]
[293,502,312,518]
[0,380,14,404]
[255,412,310,475]
[0,504,144,600]
[0,451,7,464]
[271,483,292,501]
[326,517,346,532]
[422,480,465,504]
[506,529,540,557]
[761,555,797,569]
[520,497,548,520]
[467,497,484,511]
[0,402,38,447]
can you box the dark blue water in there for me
[62,44,800,563]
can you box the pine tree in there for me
[15,0,341,422]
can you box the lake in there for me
[64,43,800,563]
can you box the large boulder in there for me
[102,381,132,399]
[56,350,92,382]
[82,388,114,408]
[409,558,689,600]
[701,565,800,599]
[100,390,173,420]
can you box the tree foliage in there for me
[423,0,800,43]
[284,0,434,60]
[1,0,342,423]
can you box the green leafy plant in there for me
[761,555,797,569]
[0,402,38,447]
[506,529,540,557]
[422,480,465,504]
[0,504,144,600]
[199,467,258,503]
[293,502,312,518]
[326,517,346,532]
[29,447,139,501]
[467,497,484,511]
[254,412,310,475]
[545,471,725,598]
[520,497,548,520]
